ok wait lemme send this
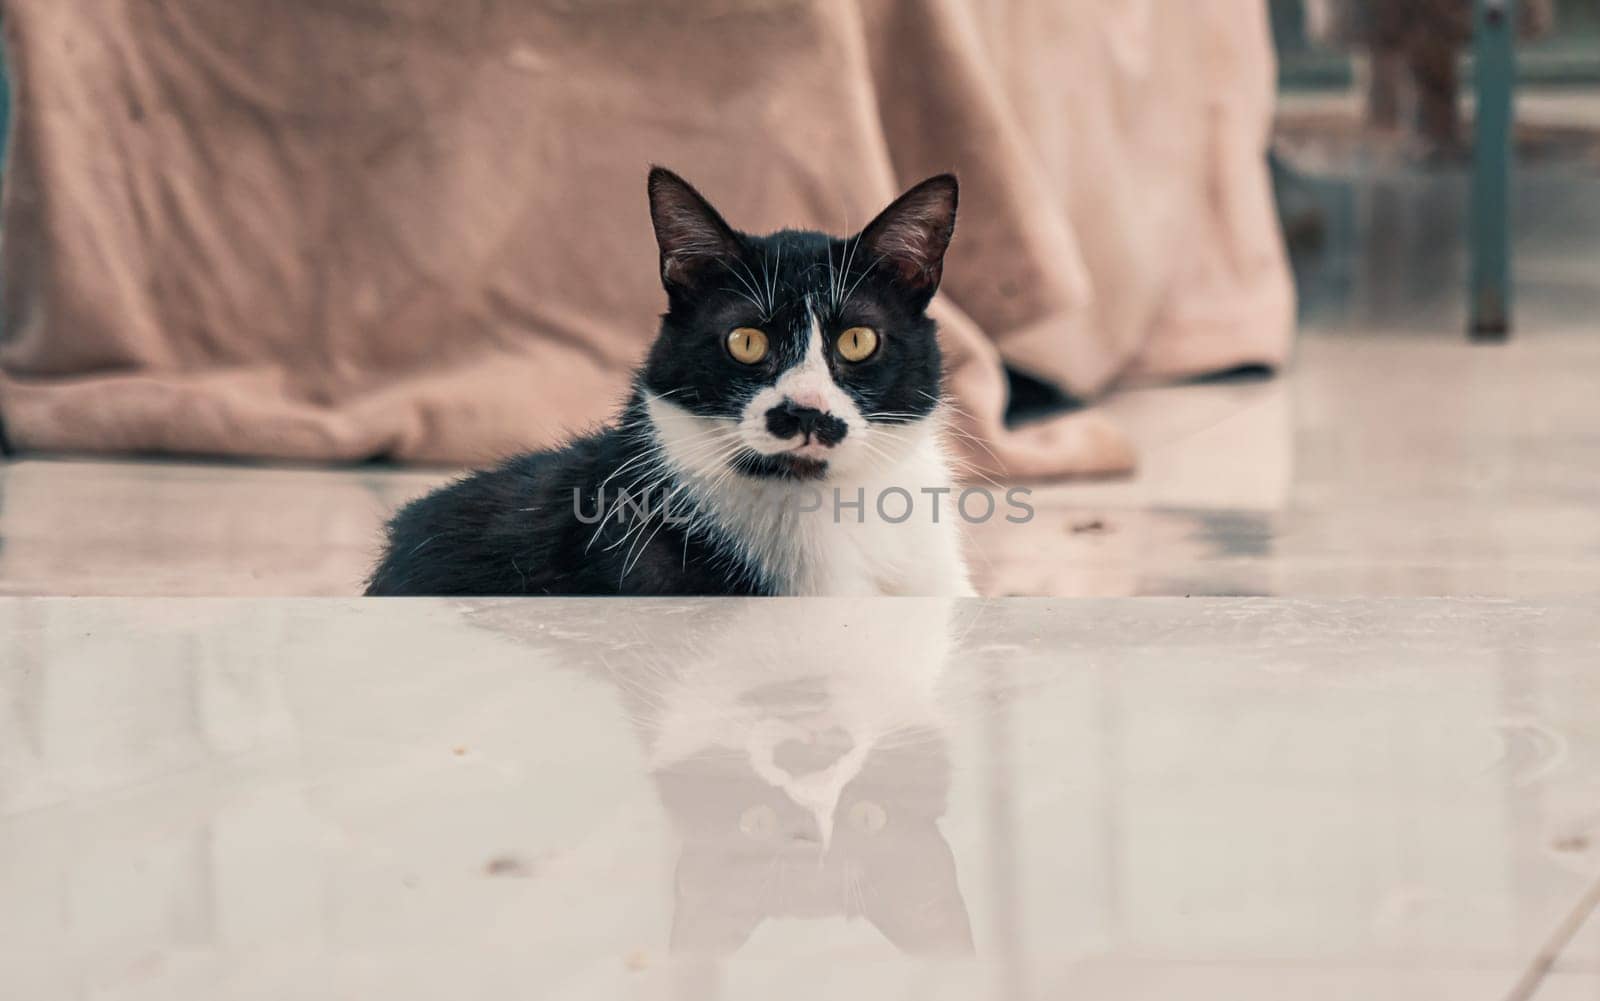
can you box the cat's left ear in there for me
[648,167,742,291]
[858,174,958,301]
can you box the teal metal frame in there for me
[0,16,8,186]
[0,13,8,183]
[1470,0,1517,340]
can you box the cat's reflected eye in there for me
[836,326,879,362]
[739,804,777,839]
[726,327,769,365]
[848,800,888,835]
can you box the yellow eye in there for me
[849,800,888,835]
[837,326,879,362]
[726,327,769,365]
[740,805,777,839]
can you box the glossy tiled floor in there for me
[1,328,1597,598]
[2,598,1598,1000]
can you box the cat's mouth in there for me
[737,450,830,481]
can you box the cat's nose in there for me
[765,399,848,446]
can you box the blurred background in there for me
[0,0,1595,597]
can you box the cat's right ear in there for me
[647,167,742,291]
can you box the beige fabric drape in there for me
[0,0,1291,478]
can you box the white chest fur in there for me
[646,395,975,597]
[709,435,975,597]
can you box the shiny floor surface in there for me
[1,328,1597,597]
[2,597,1597,1000]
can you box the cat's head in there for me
[639,167,957,481]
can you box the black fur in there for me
[365,397,770,596]
[366,168,957,596]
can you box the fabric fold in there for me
[0,0,1292,478]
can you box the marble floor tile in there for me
[3,327,1598,598]
[0,458,442,597]
[1531,975,1600,1001]
[2,597,1596,1000]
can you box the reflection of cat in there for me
[658,721,971,955]
[469,599,975,956]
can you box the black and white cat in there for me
[366,168,973,596]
